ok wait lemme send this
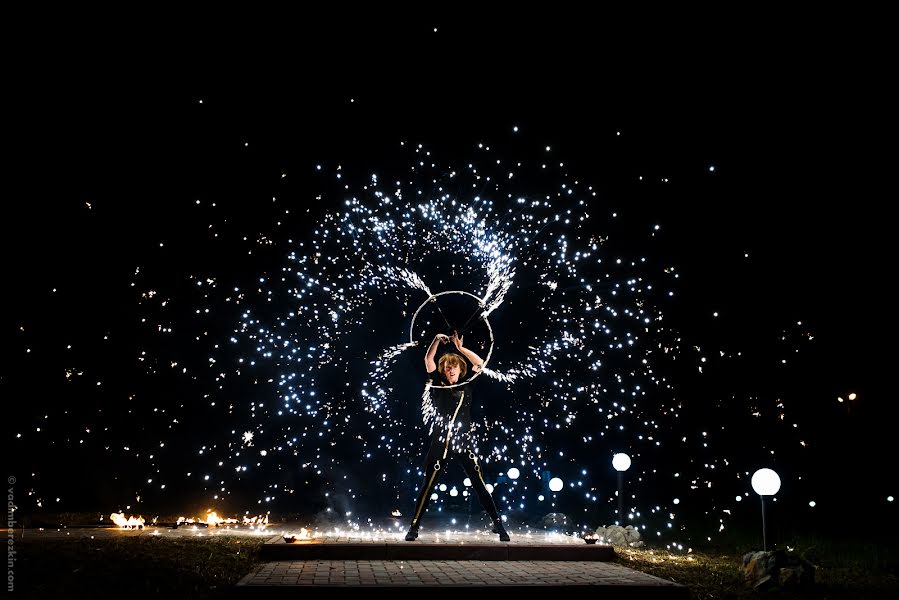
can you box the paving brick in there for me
[237,559,688,595]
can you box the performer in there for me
[404,331,509,542]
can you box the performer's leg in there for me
[460,451,510,541]
[405,459,442,541]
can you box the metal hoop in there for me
[409,290,494,389]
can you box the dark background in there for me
[3,17,893,544]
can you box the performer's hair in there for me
[438,353,468,378]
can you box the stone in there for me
[742,549,815,591]
[594,524,643,547]
[541,512,570,529]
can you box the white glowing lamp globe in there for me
[612,453,632,472]
[751,468,781,496]
[507,467,521,480]
[549,477,564,492]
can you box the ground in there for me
[9,529,898,597]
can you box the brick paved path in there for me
[237,559,688,594]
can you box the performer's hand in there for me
[452,331,464,350]
[435,334,450,345]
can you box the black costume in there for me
[405,365,509,541]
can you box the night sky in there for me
[4,21,892,547]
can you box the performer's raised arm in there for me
[451,331,483,373]
[425,333,450,372]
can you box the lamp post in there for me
[751,468,781,550]
[612,453,631,525]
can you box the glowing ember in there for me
[110,512,145,529]
[242,515,269,526]
[205,511,238,526]
[284,527,311,543]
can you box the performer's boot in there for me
[404,525,419,541]
[492,518,510,542]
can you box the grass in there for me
[614,536,899,599]
[14,535,265,599]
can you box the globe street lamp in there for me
[751,468,781,550]
[612,453,631,525]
